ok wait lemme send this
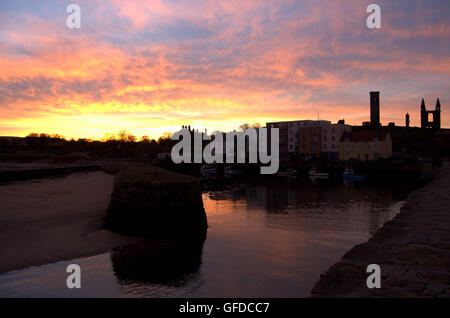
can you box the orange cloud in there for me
[0,0,449,139]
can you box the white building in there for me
[267,120,331,156]
[319,122,352,160]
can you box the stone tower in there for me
[421,98,441,130]
[420,99,427,129]
[435,98,441,130]
[370,91,380,127]
[405,113,410,128]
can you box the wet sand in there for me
[0,171,141,274]
[311,163,450,297]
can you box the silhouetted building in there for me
[339,129,392,161]
[405,113,410,128]
[370,91,380,127]
[298,126,321,159]
[421,98,441,130]
[266,120,330,157]
[298,121,351,160]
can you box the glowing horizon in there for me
[1,0,449,140]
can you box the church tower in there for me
[421,98,441,130]
[420,99,427,129]
[370,91,380,127]
[434,98,441,130]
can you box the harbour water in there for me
[0,178,414,297]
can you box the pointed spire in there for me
[436,98,441,110]
[421,98,426,110]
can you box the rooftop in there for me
[340,129,389,142]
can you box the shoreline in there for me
[0,171,142,274]
[311,163,450,297]
[0,164,206,276]
[0,162,102,183]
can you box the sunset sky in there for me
[1,0,449,140]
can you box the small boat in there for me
[224,166,242,175]
[343,168,366,181]
[308,168,329,179]
[278,169,297,177]
[200,164,217,174]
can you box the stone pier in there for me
[311,163,450,297]
[106,164,207,238]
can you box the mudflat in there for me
[0,171,140,274]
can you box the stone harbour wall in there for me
[311,163,450,298]
[106,165,207,238]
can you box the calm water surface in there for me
[0,178,412,297]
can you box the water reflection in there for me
[0,179,415,297]
[206,179,408,236]
[110,237,205,287]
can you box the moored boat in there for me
[343,167,366,181]
[278,169,297,177]
[200,164,217,174]
[308,168,329,179]
[224,166,242,176]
